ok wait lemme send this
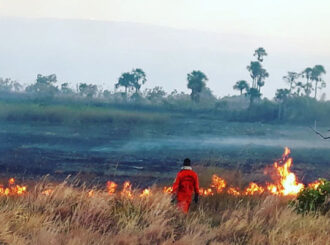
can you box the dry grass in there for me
[0,179,329,245]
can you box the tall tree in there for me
[233,80,249,95]
[187,70,208,102]
[301,67,313,97]
[115,72,135,97]
[131,68,147,93]
[311,65,326,99]
[25,74,58,96]
[275,88,290,120]
[283,72,298,92]
[246,88,261,106]
[253,47,268,62]
[247,61,262,88]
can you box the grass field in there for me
[0,179,329,245]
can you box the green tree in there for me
[0,78,22,92]
[115,72,135,97]
[79,83,98,98]
[233,80,249,95]
[311,65,326,99]
[25,74,58,96]
[145,86,166,102]
[131,68,147,93]
[187,70,208,103]
[275,88,290,120]
[283,72,298,92]
[247,61,262,88]
[253,47,267,62]
[61,83,74,95]
[246,88,261,106]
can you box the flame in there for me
[107,181,117,195]
[308,179,324,190]
[163,186,173,194]
[0,148,324,199]
[211,174,226,193]
[266,150,304,196]
[199,188,214,196]
[88,190,94,197]
[0,178,27,196]
[227,187,241,196]
[243,182,264,195]
[140,188,151,197]
[121,181,133,198]
[41,189,53,196]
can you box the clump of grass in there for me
[0,179,329,245]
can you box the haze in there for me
[0,0,329,98]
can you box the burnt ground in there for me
[0,120,329,187]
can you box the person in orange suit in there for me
[172,158,199,213]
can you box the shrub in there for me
[292,179,330,214]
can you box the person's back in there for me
[172,158,199,213]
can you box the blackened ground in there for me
[0,120,329,187]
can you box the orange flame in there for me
[266,150,304,196]
[243,182,264,195]
[308,179,324,190]
[199,187,214,196]
[0,178,27,196]
[211,174,226,193]
[163,186,173,194]
[140,188,151,197]
[121,181,133,198]
[107,181,117,195]
[41,189,53,196]
[227,187,241,196]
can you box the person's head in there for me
[183,158,191,166]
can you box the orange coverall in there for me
[172,167,199,213]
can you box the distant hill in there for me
[0,17,329,98]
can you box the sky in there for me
[1,0,329,41]
[0,0,329,98]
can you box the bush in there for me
[292,179,330,214]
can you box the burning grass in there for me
[0,180,329,245]
[0,148,329,244]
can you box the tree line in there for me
[0,47,327,109]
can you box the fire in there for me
[211,175,226,193]
[140,188,151,197]
[42,189,53,196]
[163,186,173,194]
[243,182,264,195]
[308,179,324,190]
[121,181,133,198]
[0,178,27,196]
[227,187,241,196]
[107,181,117,195]
[199,188,214,196]
[88,190,94,197]
[0,147,325,200]
[266,148,304,196]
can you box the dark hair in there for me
[183,158,191,166]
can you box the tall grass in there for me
[0,102,169,124]
[0,180,329,245]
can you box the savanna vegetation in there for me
[0,173,329,245]
[0,47,328,125]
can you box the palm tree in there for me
[187,70,208,102]
[247,61,262,88]
[233,80,249,95]
[283,72,298,92]
[115,72,135,97]
[311,65,326,99]
[253,47,267,62]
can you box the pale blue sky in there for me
[0,0,329,98]
[0,0,329,41]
